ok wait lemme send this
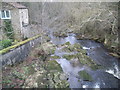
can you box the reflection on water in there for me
[50,33,77,45]
[56,58,84,76]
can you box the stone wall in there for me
[0,36,41,67]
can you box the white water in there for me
[93,82,100,88]
[106,63,120,79]
[83,47,91,50]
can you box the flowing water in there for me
[48,31,120,88]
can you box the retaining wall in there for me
[0,36,41,67]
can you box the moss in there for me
[78,70,93,81]
[84,56,104,70]
[63,54,76,60]
[64,42,71,46]
[90,64,104,71]
[0,35,41,54]
[62,45,74,52]
[67,45,75,51]
[73,43,82,49]
[51,72,69,88]
[64,43,83,52]
[40,42,56,55]
[62,47,71,52]
[77,53,103,70]
[83,56,95,65]
[45,70,69,88]
[77,49,87,54]
[62,43,84,53]
[79,58,87,65]
[50,55,61,59]
[50,49,55,54]
[46,60,62,72]
[75,52,82,57]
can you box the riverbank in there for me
[2,41,69,88]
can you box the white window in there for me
[0,10,11,19]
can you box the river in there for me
[48,31,120,88]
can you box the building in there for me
[0,2,29,40]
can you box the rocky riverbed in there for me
[49,32,120,88]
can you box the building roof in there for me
[7,2,27,9]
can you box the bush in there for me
[4,20,14,40]
[0,39,12,50]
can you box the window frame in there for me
[0,10,11,19]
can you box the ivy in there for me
[4,20,14,40]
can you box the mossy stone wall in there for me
[0,36,41,67]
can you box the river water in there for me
[48,31,120,88]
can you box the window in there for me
[0,10,11,19]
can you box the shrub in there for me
[0,39,12,50]
[4,20,14,40]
